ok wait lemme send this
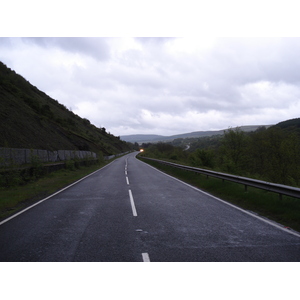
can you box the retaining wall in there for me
[0,147,97,167]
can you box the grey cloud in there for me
[114,68,166,91]
[207,38,300,85]
[163,38,300,117]
[0,37,13,47]
[22,37,110,61]
[134,37,175,45]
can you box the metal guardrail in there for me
[140,156,300,199]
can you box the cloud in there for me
[22,37,111,61]
[135,37,175,45]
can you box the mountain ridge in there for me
[121,125,272,143]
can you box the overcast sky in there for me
[1,3,300,137]
[1,37,300,137]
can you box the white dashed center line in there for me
[125,158,149,262]
[142,252,150,262]
[128,189,137,216]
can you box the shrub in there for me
[65,159,76,171]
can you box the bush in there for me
[30,154,44,179]
[189,149,215,168]
[65,160,76,171]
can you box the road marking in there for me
[126,176,130,185]
[128,189,137,216]
[142,252,150,262]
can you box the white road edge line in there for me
[136,156,300,238]
[142,252,150,262]
[128,189,137,216]
[0,160,116,226]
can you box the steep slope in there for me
[0,61,131,155]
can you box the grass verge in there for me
[139,157,300,233]
[0,161,107,222]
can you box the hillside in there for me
[0,61,131,155]
[121,125,271,144]
[274,118,300,135]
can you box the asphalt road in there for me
[1,152,300,262]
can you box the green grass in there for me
[139,157,300,233]
[0,162,106,221]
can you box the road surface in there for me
[0,152,300,261]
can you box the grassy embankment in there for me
[0,160,109,221]
[138,156,300,233]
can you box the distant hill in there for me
[120,134,166,143]
[121,125,271,144]
[0,61,131,155]
[274,118,300,134]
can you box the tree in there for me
[220,127,247,173]
[262,127,300,185]
[189,149,215,168]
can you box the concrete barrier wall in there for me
[0,147,97,167]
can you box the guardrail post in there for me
[245,185,248,192]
